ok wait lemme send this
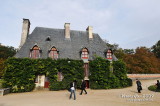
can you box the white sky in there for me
[0,0,160,49]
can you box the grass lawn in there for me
[148,85,160,92]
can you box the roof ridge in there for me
[35,26,98,35]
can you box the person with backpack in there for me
[69,80,76,100]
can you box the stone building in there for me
[15,19,117,88]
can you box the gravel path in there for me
[0,79,160,106]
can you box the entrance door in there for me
[85,80,89,88]
[44,77,50,88]
[35,75,45,88]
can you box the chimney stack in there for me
[19,18,30,48]
[86,26,93,39]
[64,23,70,39]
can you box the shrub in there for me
[49,59,84,90]
[2,58,84,92]
[2,58,36,93]
[2,56,132,92]
[148,85,160,92]
[0,79,3,88]
[89,57,110,89]
[89,57,132,89]
[126,78,133,87]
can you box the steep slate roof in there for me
[15,27,117,60]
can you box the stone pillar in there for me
[19,18,30,48]
[86,26,93,39]
[64,23,70,39]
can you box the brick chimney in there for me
[86,26,93,39]
[64,23,70,39]
[19,18,30,48]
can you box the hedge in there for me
[49,59,84,90]
[2,58,36,92]
[2,58,84,92]
[89,57,132,89]
[113,60,131,87]
[2,57,132,92]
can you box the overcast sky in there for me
[0,0,160,49]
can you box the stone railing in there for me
[127,74,160,80]
[0,88,10,96]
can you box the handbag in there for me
[139,86,142,90]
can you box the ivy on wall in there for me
[2,58,84,92]
[2,57,132,93]
[3,58,35,92]
[49,59,84,90]
[89,57,132,89]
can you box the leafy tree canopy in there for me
[0,43,16,77]
[0,43,16,59]
[151,40,160,58]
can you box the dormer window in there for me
[46,36,51,41]
[81,48,89,59]
[49,47,58,59]
[106,49,112,60]
[30,45,40,59]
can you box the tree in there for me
[124,49,135,54]
[123,47,160,73]
[0,44,16,59]
[152,40,160,58]
[0,44,16,77]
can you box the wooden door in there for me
[44,77,50,88]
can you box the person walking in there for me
[80,80,87,95]
[69,80,76,100]
[136,79,142,93]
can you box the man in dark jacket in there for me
[80,80,87,95]
[136,79,142,93]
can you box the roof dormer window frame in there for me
[48,46,59,59]
[106,49,113,60]
[81,48,89,59]
[30,45,41,59]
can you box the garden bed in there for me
[148,85,160,92]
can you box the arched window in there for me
[106,49,112,60]
[30,45,40,59]
[49,47,58,59]
[81,48,89,59]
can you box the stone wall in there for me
[127,74,160,80]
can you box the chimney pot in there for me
[19,18,30,48]
[64,23,70,39]
[86,26,93,39]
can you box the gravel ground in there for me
[0,79,160,106]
